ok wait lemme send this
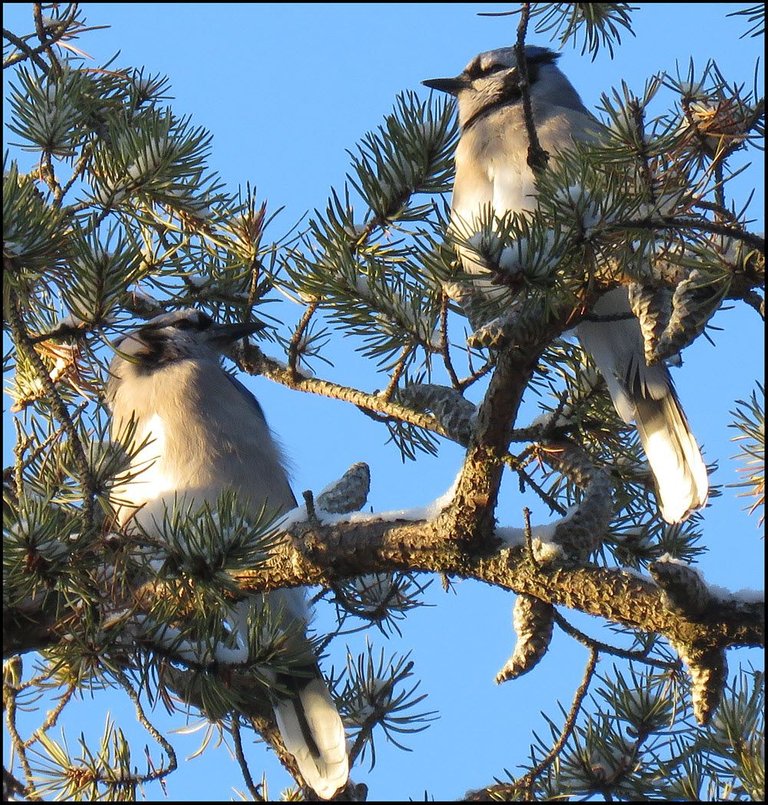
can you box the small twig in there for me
[39,150,63,202]
[2,27,50,71]
[628,97,658,207]
[381,343,413,401]
[23,683,77,749]
[506,451,568,516]
[581,310,636,323]
[439,291,462,390]
[713,161,726,214]
[302,490,318,525]
[693,198,743,225]
[4,677,42,800]
[288,300,319,378]
[516,647,599,796]
[231,718,266,802]
[457,356,495,392]
[56,141,97,205]
[239,342,454,441]
[535,645,598,762]
[12,419,29,503]
[605,216,764,252]
[514,4,549,174]
[346,674,402,769]
[552,610,678,670]
[522,506,537,563]
[114,667,178,782]
[26,321,94,345]
[33,2,62,78]
[346,725,372,771]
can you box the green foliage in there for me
[339,647,438,770]
[729,383,765,525]
[527,3,637,60]
[281,91,457,371]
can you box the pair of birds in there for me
[107,46,707,799]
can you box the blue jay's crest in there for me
[464,45,560,79]
[133,308,215,333]
[113,308,265,368]
[423,45,560,94]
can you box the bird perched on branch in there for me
[423,45,708,523]
[106,308,348,799]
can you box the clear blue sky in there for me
[3,3,764,801]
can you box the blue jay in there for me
[423,45,708,524]
[106,308,349,799]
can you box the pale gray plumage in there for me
[107,309,348,799]
[424,45,708,523]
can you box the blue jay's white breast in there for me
[110,407,219,528]
[119,413,174,508]
[451,101,598,233]
[451,115,539,234]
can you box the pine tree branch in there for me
[113,667,178,783]
[3,677,41,801]
[288,300,319,378]
[238,342,453,439]
[439,303,574,552]
[551,610,678,671]
[9,510,759,659]
[2,27,50,72]
[605,217,764,253]
[438,291,462,389]
[6,291,97,531]
[467,647,599,800]
[22,683,76,749]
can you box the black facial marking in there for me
[461,48,560,134]
[464,56,483,80]
[192,312,214,330]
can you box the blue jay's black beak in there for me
[206,319,267,347]
[422,75,467,95]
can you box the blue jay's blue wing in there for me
[222,372,267,424]
[222,371,299,509]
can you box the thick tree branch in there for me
[435,303,574,552]
[235,516,763,652]
[6,513,762,660]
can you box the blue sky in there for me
[3,3,764,801]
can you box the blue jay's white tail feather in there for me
[273,677,349,799]
[576,288,708,524]
[633,388,709,524]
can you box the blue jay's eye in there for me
[171,313,213,331]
